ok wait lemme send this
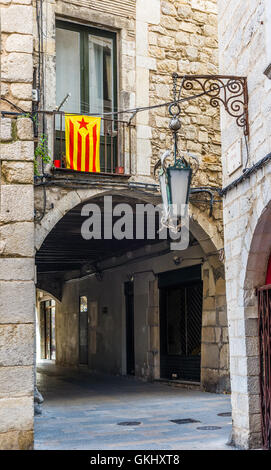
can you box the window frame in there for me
[56,20,118,115]
[40,299,56,360]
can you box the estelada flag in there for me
[65,115,101,172]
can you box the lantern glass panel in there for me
[159,172,170,216]
[168,166,192,217]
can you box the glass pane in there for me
[89,35,114,119]
[80,296,88,312]
[56,28,81,122]
[169,167,191,215]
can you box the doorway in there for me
[39,299,56,360]
[125,281,135,375]
[159,265,203,382]
[79,296,88,365]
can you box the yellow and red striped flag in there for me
[65,115,101,172]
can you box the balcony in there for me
[52,111,135,177]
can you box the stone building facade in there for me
[0,0,35,450]
[217,0,271,450]
[1,0,228,450]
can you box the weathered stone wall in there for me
[217,0,271,449]
[135,1,223,234]
[0,0,33,113]
[0,0,35,450]
[0,116,35,448]
[201,262,229,392]
[148,1,221,200]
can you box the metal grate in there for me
[117,421,141,426]
[258,285,271,449]
[160,279,203,382]
[170,419,200,424]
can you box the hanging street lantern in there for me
[159,153,192,224]
[157,102,192,230]
[156,71,250,227]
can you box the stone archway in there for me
[35,187,224,255]
[34,187,228,391]
[240,200,271,448]
[224,186,271,449]
[35,188,229,392]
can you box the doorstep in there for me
[156,378,201,390]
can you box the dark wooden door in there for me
[160,280,203,382]
[125,281,135,375]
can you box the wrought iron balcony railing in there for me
[52,111,135,176]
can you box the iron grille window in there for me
[166,284,202,357]
[258,286,271,449]
[159,275,203,382]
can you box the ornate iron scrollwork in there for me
[173,74,249,136]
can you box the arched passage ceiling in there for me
[36,194,198,275]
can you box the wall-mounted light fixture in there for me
[156,73,250,227]
[175,73,249,136]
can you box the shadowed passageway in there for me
[35,363,233,450]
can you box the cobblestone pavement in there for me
[35,362,234,450]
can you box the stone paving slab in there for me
[35,363,234,450]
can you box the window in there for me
[56,21,117,118]
[39,299,56,361]
[79,296,88,365]
[55,21,118,173]
[80,296,88,313]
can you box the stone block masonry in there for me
[148,0,222,209]
[142,0,224,251]
[217,0,271,450]
[0,116,35,449]
[0,0,35,450]
[0,1,34,112]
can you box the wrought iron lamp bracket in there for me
[189,187,215,217]
[171,73,249,137]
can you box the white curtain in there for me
[89,35,113,133]
[55,28,80,129]
[89,36,104,116]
